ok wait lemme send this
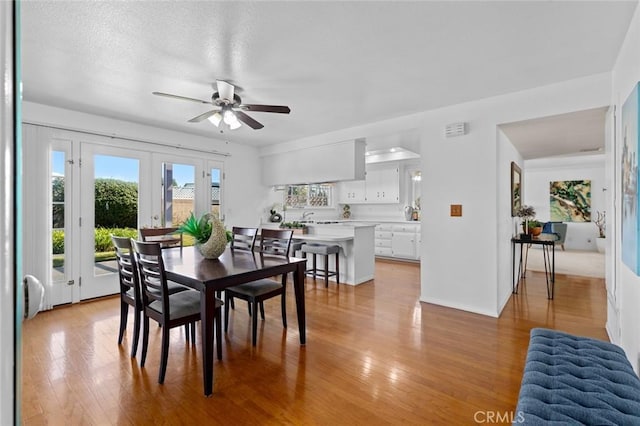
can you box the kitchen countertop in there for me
[291,234,353,242]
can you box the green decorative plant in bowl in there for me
[178,212,229,259]
[279,221,308,234]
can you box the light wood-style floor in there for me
[21,260,608,425]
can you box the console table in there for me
[511,234,556,299]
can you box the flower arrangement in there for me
[515,205,536,222]
[515,205,539,236]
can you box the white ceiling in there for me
[20,1,637,151]
[500,107,608,160]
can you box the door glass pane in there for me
[162,163,195,227]
[94,155,139,277]
[51,151,66,282]
[210,166,221,217]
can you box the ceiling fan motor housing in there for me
[212,92,242,107]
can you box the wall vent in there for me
[445,122,467,138]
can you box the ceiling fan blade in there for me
[216,80,235,102]
[152,92,213,105]
[234,110,264,129]
[239,104,291,114]
[188,109,219,123]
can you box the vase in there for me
[196,214,227,259]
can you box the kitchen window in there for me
[284,183,333,209]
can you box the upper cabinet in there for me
[365,167,399,203]
[339,179,366,203]
[338,166,399,204]
[261,139,366,186]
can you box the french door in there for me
[148,154,225,228]
[49,138,77,306]
[79,143,150,300]
[42,131,224,304]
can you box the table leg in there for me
[542,244,551,299]
[551,243,555,299]
[293,262,306,344]
[200,287,215,396]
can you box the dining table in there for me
[162,246,308,396]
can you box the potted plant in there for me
[527,220,543,237]
[177,212,231,259]
[595,210,606,253]
[279,221,308,235]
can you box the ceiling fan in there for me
[152,80,290,130]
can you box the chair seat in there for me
[149,291,223,320]
[226,279,283,297]
[301,244,340,255]
[167,281,190,294]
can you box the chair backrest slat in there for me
[131,240,169,309]
[258,228,293,257]
[139,227,183,250]
[231,227,258,252]
[111,235,141,307]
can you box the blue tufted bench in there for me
[515,328,640,425]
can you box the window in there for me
[284,183,333,208]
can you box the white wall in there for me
[524,154,606,251]
[418,75,610,317]
[260,73,612,317]
[611,0,640,372]
[497,129,523,313]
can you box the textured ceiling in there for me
[20,1,637,151]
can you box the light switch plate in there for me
[450,204,462,217]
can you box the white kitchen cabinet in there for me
[338,166,399,204]
[374,223,420,260]
[374,227,393,256]
[391,231,417,259]
[365,167,399,204]
[338,179,366,203]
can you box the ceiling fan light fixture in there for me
[229,119,242,130]
[208,111,222,127]
[223,109,235,125]
[222,108,242,129]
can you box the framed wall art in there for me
[549,180,591,222]
[622,82,640,274]
[511,162,522,217]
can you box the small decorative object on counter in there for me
[411,209,419,221]
[269,208,282,222]
[404,205,413,221]
[342,204,351,219]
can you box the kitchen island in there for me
[262,222,375,285]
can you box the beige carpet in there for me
[525,247,605,278]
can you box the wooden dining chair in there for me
[111,235,144,358]
[139,227,183,252]
[131,240,223,384]
[224,228,293,346]
[230,226,258,252]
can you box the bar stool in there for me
[290,240,306,257]
[301,243,340,287]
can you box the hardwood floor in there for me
[21,260,608,425]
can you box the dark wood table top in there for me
[163,246,307,291]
